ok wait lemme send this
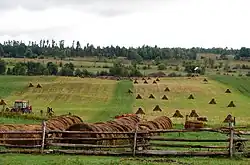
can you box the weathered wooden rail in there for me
[0,121,249,157]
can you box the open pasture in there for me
[132,77,250,125]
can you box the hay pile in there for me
[36,84,42,88]
[149,94,155,99]
[136,108,145,115]
[189,110,199,117]
[225,89,231,93]
[162,95,168,100]
[188,94,194,99]
[227,101,236,107]
[184,120,204,129]
[172,110,183,118]
[209,98,216,104]
[136,94,142,99]
[28,83,34,87]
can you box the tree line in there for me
[0,40,244,61]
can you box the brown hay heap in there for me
[149,94,155,99]
[144,80,148,84]
[147,77,151,80]
[164,87,170,92]
[156,78,160,82]
[135,108,145,115]
[138,116,173,132]
[0,99,6,105]
[188,94,194,99]
[28,83,34,87]
[227,101,236,107]
[203,78,208,83]
[223,114,234,123]
[189,110,199,117]
[209,98,216,104]
[153,80,157,84]
[136,94,142,99]
[128,89,133,94]
[142,77,146,80]
[162,95,168,100]
[225,89,231,93]
[36,84,42,88]
[153,105,162,112]
[134,80,138,84]
[185,120,204,129]
[172,110,183,118]
[197,117,208,122]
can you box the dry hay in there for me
[136,94,142,99]
[164,87,170,92]
[36,84,42,88]
[227,101,236,107]
[203,78,208,83]
[189,110,199,117]
[209,98,216,104]
[156,78,160,82]
[184,120,204,129]
[225,89,231,93]
[197,116,208,122]
[147,77,151,80]
[0,99,6,105]
[172,110,183,118]
[142,77,146,80]
[149,94,155,99]
[128,89,133,94]
[136,108,145,115]
[153,105,162,112]
[223,114,234,123]
[134,80,138,84]
[162,95,168,100]
[188,94,194,99]
[28,83,34,87]
[144,80,148,84]
[152,80,157,84]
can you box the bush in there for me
[158,63,166,70]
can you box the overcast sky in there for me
[0,0,249,48]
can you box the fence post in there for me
[41,120,46,154]
[229,121,234,158]
[133,124,139,157]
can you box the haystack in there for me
[28,83,34,87]
[0,99,6,105]
[144,80,148,84]
[128,89,133,94]
[142,77,146,80]
[162,95,168,100]
[153,80,157,84]
[172,110,183,118]
[209,98,216,104]
[147,77,151,80]
[189,110,199,117]
[197,117,208,122]
[188,94,194,99]
[223,114,234,123]
[135,108,145,115]
[136,94,142,99]
[164,87,170,92]
[225,89,231,93]
[227,101,236,107]
[156,78,160,82]
[203,78,208,83]
[149,94,155,99]
[153,105,162,112]
[134,80,138,84]
[36,84,42,88]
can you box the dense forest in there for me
[0,40,247,61]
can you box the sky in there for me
[0,0,250,48]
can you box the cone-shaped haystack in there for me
[142,77,146,81]
[172,110,183,118]
[147,77,151,80]
[153,80,157,84]
[149,94,155,99]
[134,80,138,84]
[189,110,199,117]
[225,89,231,93]
[144,80,148,84]
[136,94,142,99]
[156,78,160,81]
[153,105,162,112]
[0,99,6,105]
[36,84,42,88]
[164,87,170,92]
[28,83,34,87]
[227,101,236,107]
[209,98,216,104]
[128,89,133,94]
[223,114,234,123]
[188,94,194,99]
[135,108,145,115]
[203,78,208,83]
[162,95,168,100]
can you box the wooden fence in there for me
[0,121,250,157]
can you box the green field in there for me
[0,75,250,164]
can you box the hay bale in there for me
[188,94,194,99]
[223,114,234,123]
[153,80,157,84]
[134,80,138,84]
[36,84,42,88]
[197,117,208,122]
[162,95,168,100]
[209,98,216,104]
[227,101,236,107]
[128,89,133,94]
[225,89,231,93]
[135,108,145,115]
[185,120,204,129]
[149,94,155,99]
[172,110,183,118]
[189,110,199,117]
[156,78,160,82]
[144,80,148,84]
[136,94,142,99]
[164,87,170,92]
[153,105,162,112]
[28,83,34,87]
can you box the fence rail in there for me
[0,121,249,158]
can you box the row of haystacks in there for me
[62,115,172,146]
[0,115,83,146]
